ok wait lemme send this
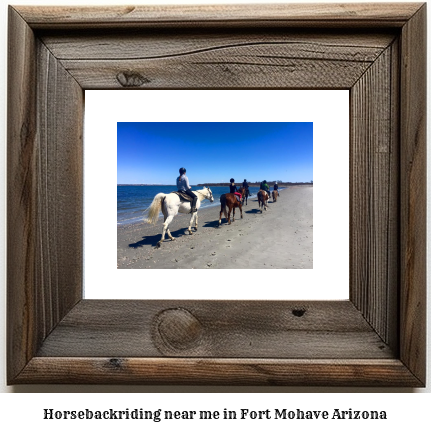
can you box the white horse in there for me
[145,187,214,247]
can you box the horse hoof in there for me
[156,242,162,248]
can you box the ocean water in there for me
[117,185,265,225]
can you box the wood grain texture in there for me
[15,3,423,29]
[55,34,393,89]
[15,358,423,386]
[7,6,38,381]
[41,30,395,89]
[35,41,84,335]
[399,3,427,385]
[7,6,83,383]
[41,31,395,60]
[36,300,393,359]
[7,3,426,386]
[350,44,399,348]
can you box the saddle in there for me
[171,191,194,202]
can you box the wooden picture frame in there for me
[7,3,426,386]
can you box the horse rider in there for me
[177,167,197,212]
[229,178,238,193]
[273,181,279,195]
[242,179,250,195]
[260,179,270,196]
[230,178,242,202]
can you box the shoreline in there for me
[117,186,313,269]
[117,187,287,226]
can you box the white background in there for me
[85,90,349,300]
[0,0,430,426]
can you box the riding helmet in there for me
[179,167,186,175]
[230,178,235,183]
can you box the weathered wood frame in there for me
[7,3,426,386]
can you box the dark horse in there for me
[272,190,278,202]
[257,190,269,213]
[218,193,243,226]
[238,186,250,205]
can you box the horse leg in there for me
[166,227,174,241]
[232,206,235,222]
[157,214,174,247]
[187,212,196,235]
[228,205,232,224]
[194,213,198,230]
[239,203,243,219]
[224,207,228,222]
[162,210,175,242]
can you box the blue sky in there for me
[117,122,313,184]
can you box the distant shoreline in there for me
[196,182,313,187]
[118,182,313,187]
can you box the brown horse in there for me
[218,193,243,226]
[238,186,250,205]
[257,190,269,213]
[272,190,278,202]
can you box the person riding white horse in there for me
[177,167,197,213]
[145,171,214,247]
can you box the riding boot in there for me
[191,196,198,213]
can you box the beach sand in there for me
[117,186,313,269]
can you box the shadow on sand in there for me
[202,219,221,229]
[245,208,261,214]
[129,227,189,248]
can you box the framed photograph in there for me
[85,89,349,301]
[7,3,426,386]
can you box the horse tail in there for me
[220,194,228,218]
[145,193,165,225]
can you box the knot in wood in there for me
[292,308,306,317]
[116,71,150,87]
[108,358,123,369]
[155,308,203,351]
